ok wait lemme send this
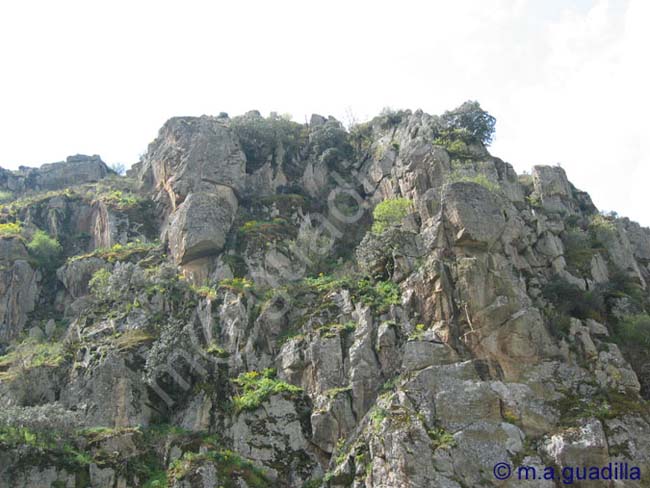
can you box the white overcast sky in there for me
[0,0,648,225]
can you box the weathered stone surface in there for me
[167,187,238,264]
[231,396,321,485]
[2,109,650,488]
[532,165,574,214]
[0,241,39,341]
[57,257,109,299]
[133,116,246,216]
[0,154,109,195]
[542,419,609,478]
[444,181,506,247]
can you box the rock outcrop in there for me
[1,106,650,487]
[0,154,110,195]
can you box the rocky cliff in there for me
[1,106,649,487]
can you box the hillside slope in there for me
[1,106,649,487]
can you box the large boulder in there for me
[443,181,506,248]
[167,188,238,265]
[134,116,246,217]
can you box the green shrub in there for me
[218,277,254,294]
[0,222,22,237]
[562,229,596,275]
[542,277,605,322]
[238,218,295,246]
[0,341,68,381]
[168,449,268,486]
[370,407,388,431]
[231,112,307,174]
[440,100,496,145]
[191,285,218,300]
[448,173,500,193]
[427,427,456,450]
[89,268,112,300]
[372,198,412,234]
[98,190,142,209]
[0,190,14,203]
[304,274,401,314]
[27,230,63,268]
[231,368,302,412]
[589,214,617,235]
[316,321,356,338]
[69,241,158,263]
[377,107,404,129]
[615,314,650,347]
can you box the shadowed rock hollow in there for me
[1,105,649,487]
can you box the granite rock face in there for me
[167,187,238,264]
[0,238,39,342]
[0,154,110,194]
[1,107,650,487]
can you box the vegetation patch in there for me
[218,277,254,294]
[562,228,599,276]
[316,321,356,338]
[0,221,22,237]
[542,277,606,323]
[69,240,159,264]
[0,190,14,203]
[238,218,296,245]
[27,229,63,270]
[448,172,500,193]
[231,368,302,413]
[302,273,401,315]
[427,427,456,450]
[614,313,650,347]
[112,330,155,351]
[96,190,145,210]
[168,449,269,487]
[323,386,352,398]
[371,198,412,234]
[0,340,68,380]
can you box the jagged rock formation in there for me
[1,106,650,487]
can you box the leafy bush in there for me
[304,274,401,314]
[309,119,354,167]
[316,321,356,338]
[440,100,496,145]
[89,268,112,300]
[98,190,141,209]
[377,107,405,129]
[168,449,268,486]
[562,229,597,275]
[230,112,307,174]
[372,198,412,234]
[191,285,218,300]
[231,368,302,412]
[589,214,617,235]
[542,277,605,321]
[615,314,650,347]
[434,129,475,156]
[27,230,63,268]
[218,277,254,294]
[0,222,22,237]
[427,427,456,450]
